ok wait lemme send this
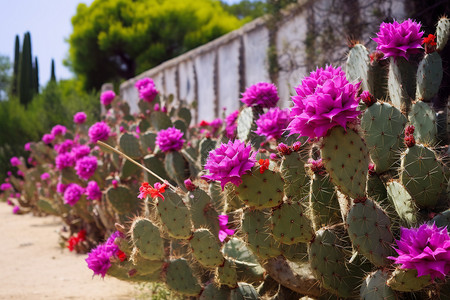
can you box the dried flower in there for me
[86,181,102,201]
[63,183,85,206]
[100,90,115,106]
[373,19,423,60]
[75,156,98,180]
[287,65,361,140]
[156,127,185,152]
[138,182,168,200]
[73,112,87,124]
[255,107,290,140]
[88,122,111,144]
[277,143,292,155]
[241,82,279,108]
[388,223,450,280]
[202,140,256,190]
[218,214,235,242]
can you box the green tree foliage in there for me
[33,57,39,94]
[66,0,245,91]
[0,55,11,101]
[11,35,20,97]
[18,32,34,106]
[50,59,56,82]
[220,0,266,20]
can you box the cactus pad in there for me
[156,190,192,239]
[130,218,165,260]
[190,228,224,268]
[165,258,202,296]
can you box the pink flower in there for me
[156,127,185,152]
[42,134,54,144]
[100,90,116,106]
[57,181,68,194]
[112,180,118,188]
[86,181,102,201]
[388,223,450,280]
[51,125,67,137]
[373,19,423,61]
[202,140,256,190]
[138,182,168,200]
[184,179,196,191]
[75,156,98,180]
[135,77,158,102]
[72,145,91,160]
[287,65,361,140]
[255,107,290,140]
[12,205,20,214]
[241,82,279,108]
[88,122,111,144]
[218,215,235,242]
[63,184,85,206]
[40,172,50,181]
[55,153,75,170]
[73,112,87,124]
[225,110,239,139]
[54,139,74,154]
[1,183,13,191]
[24,142,32,151]
[10,157,21,167]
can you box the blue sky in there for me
[0,0,242,87]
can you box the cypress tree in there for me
[33,57,39,93]
[11,35,20,96]
[50,59,56,82]
[18,32,33,106]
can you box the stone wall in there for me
[120,0,407,123]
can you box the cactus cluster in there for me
[1,17,450,299]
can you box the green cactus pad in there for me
[215,258,238,288]
[138,119,150,132]
[173,119,187,136]
[200,283,231,300]
[416,52,443,102]
[432,209,450,229]
[106,185,140,216]
[143,154,170,185]
[346,44,370,91]
[280,150,310,201]
[308,226,364,298]
[367,173,388,206]
[388,57,416,113]
[119,133,143,159]
[120,159,142,180]
[387,268,431,292]
[178,107,192,126]
[436,17,450,52]
[229,282,260,300]
[150,111,172,130]
[237,107,254,142]
[360,102,407,173]
[140,131,157,153]
[187,188,220,237]
[164,151,187,186]
[190,228,224,268]
[281,242,308,263]
[408,101,437,145]
[321,126,369,199]
[156,190,192,239]
[199,138,217,167]
[369,59,389,100]
[37,198,58,215]
[360,270,396,300]
[130,218,165,260]
[309,172,341,230]
[165,258,202,296]
[130,254,164,276]
[235,166,284,209]
[242,209,282,259]
[400,144,445,208]
[386,181,418,226]
[271,201,314,244]
[346,198,395,267]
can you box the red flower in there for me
[67,229,86,252]
[199,120,210,127]
[138,182,168,200]
[258,159,270,174]
[116,250,127,262]
[423,34,437,53]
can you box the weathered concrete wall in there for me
[120,0,407,123]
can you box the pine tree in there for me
[50,59,56,82]
[33,57,39,93]
[18,32,33,106]
[11,35,20,96]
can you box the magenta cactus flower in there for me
[135,77,158,102]
[42,133,54,144]
[86,231,125,277]
[255,107,290,140]
[373,19,424,60]
[388,223,450,280]
[202,140,256,190]
[56,181,68,194]
[287,65,361,140]
[51,125,67,137]
[86,181,102,201]
[100,90,116,106]
[12,205,20,214]
[55,139,74,154]
[225,110,239,139]
[40,172,50,181]
[55,153,75,170]
[1,183,13,191]
[241,82,279,108]
[75,156,98,180]
[218,214,235,242]
[10,157,21,167]
[156,127,185,152]
[63,183,85,206]
[73,145,91,160]
[88,122,111,144]
[24,142,32,151]
[73,112,87,124]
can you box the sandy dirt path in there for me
[0,203,139,299]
